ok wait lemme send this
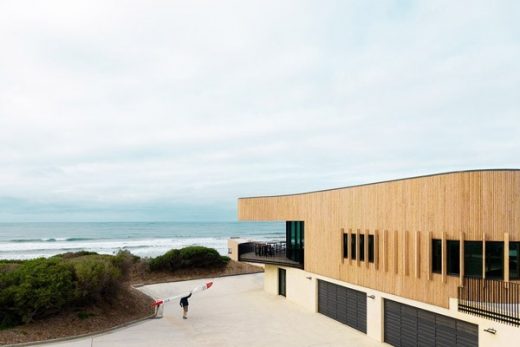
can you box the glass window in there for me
[432,239,442,274]
[510,242,520,280]
[368,235,374,263]
[343,234,348,258]
[447,240,460,276]
[351,234,356,259]
[359,235,365,261]
[464,241,483,278]
[286,221,305,263]
[295,222,300,247]
[485,241,504,280]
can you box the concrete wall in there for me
[263,266,520,346]
[285,266,317,312]
[264,265,318,312]
[264,265,278,295]
[227,238,249,261]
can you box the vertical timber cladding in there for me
[318,279,367,333]
[238,170,520,308]
[384,299,478,347]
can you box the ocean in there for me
[0,222,285,260]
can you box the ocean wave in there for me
[0,237,233,260]
[8,237,95,243]
[0,221,285,260]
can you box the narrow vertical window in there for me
[368,235,374,263]
[343,233,348,258]
[286,221,304,263]
[510,242,520,280]
[464,241,482,278]
[359,235,365,261]
[447,240,460,276]
[351,234,357,259]
[486,242,504,280]
[431,239,442,274]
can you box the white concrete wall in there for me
[227,238,249,261]
[263,266,520,346]
[285,267,318,312]
[263,265,318,312]
[264,264,278,295]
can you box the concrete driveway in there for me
[44,273,383,347]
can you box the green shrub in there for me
[0,262,21,274]
[0,252,133,329]
[0,259,24,276]
[0,258,75,328]
[149,249,181,272]
[179,246,228,268]
[52,251,99,259]
[72,257,121,304]
[0,259,26,264]
[0,247,227,329]
[111,250,140,277]
[149,246,229,272]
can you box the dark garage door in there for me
[384,299,478,347]
[318,279,367,333]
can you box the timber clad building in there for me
[230,169,520,346]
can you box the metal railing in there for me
[253,241,286,257]
[238,241,304,267]
[239,241,289,257]
[458,277,520,326]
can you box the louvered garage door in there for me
[384,299,478,347]
[318,280,367,333]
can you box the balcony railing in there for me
[458,277,520,326]
[238,241,304,269]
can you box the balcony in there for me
[458,277,520,326]
[238,241,304,269]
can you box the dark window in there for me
[359,235,365,261]
[485,241,504,280]
[351,234,356,259]
[343,234,348,258]
[286,221,304,263]
[447,240,460,276]
[368,235,374,263]
[278,268,286,296]
[464,241,482,278]
[510,242,520,280]
[432,239,442,274]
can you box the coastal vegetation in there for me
[0,246,231,330]
[149,246,229,271]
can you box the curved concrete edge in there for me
[5,288,157,347]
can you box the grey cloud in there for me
[0,0,519,221]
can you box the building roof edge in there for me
[238,168,520,199]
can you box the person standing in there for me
[179,292,192,319]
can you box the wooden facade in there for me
[238,170,520,308]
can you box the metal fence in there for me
[458,277,520,326]
[237,241,304,268]
[238,241,289,257]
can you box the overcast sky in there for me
[0,1,519,222]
